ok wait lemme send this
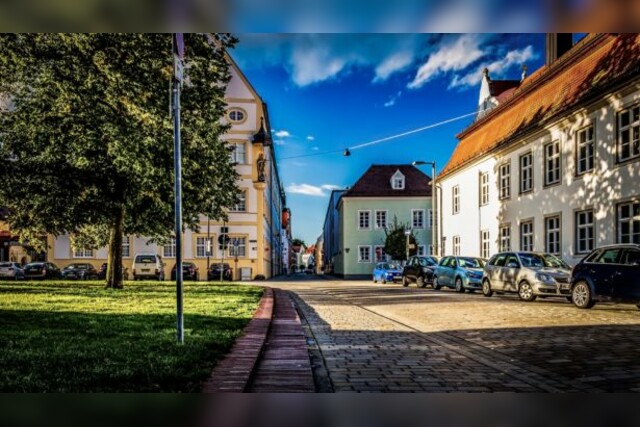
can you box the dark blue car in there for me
[570,244,640,309]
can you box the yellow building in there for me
[46,52,289,280]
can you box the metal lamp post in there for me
[412,161,438,258]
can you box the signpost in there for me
[173,33,184,344]
[233,238,239,281]
[218,232,229,283]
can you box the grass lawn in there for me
[0,280,263,392]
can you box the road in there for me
[272,273,640,392]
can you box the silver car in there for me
[0,262,25,280]
[481,252,572,301]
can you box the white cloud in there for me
[312,146,320,151]
[449,45,536,89]
[274,139,285,146]
[374,51,414,82]
[383,90,402,108]
[306,135,315,141]
[287,183,340,197]
[408,34,484,89]
[274,130,291,138]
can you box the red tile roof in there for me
[342,165,432,198]
[441,33,640,179]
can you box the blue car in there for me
[433,256,486,292]
[373,262,402,284]
[570,244,640,309]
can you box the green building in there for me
[328,165,433,279]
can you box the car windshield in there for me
[135,256,157,263]
[67,264,88,270]
[419,257,438,267]
[458,257,484,268]
[518,253,569,269]
[380,263,399,270]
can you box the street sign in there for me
[409,244,416,249]
[218,234,230,246]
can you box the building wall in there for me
[337,197,433,278]
[440,81,640,265]
[321,190,345,274]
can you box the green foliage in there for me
[292,238,306,248]
[0,34,238,252]
[0,280,263,391]
[384,216,418,261]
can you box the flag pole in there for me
[173,33,185,344]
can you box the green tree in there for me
[0,34,239,288]
[384,216,418,262]
[291,238,306,248]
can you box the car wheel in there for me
[432,276,442,290]
[402,275,409,287]
[381,277,387,284]
[518,281,537,302]
[455,277,465,293]
[417,276,426,288]
[373,275,377,283]
[482,279,493,297]
[572,281,595,309]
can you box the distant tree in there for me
[0,34,238,289]
[291,238,306,248]
[384,217,418,262]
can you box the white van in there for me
[132,253,165,281]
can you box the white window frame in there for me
[618,201,640,244]
[520,152,533,194]
[122,236,131,258]
[453,236,461,256]
[520,220,534,252]
[499,162,511,200]
[417,245,427,256]
[575,209,594,254]
[412,209,425,229]
[196,236,208,258]
[576,125,594,175]
[358,245,372,263]
[227,108,247,124]
[427,209,433,229]
[73,248,94,258]
[452,185,460,215]
[480,230,490,259]
[358,210,371,230]
[391,171,405,190]
[231,190,247,212]
[617,104,640,162]
[374,245,386,262]
[164,237,176,258]
[479,172,489,206]
[544,140,561,186]
[375,210,388,229]
[230,142,247,164]
[229,237,247,258]
[545,215,561,255]
[499,224,511,252]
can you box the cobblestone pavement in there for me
[272,274,640,392]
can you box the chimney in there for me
[546,33,573,65]
[521,64,528,81]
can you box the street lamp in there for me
[412,161,438,258]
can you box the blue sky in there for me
[230,34,549,245]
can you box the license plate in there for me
[561,283,571,290]
[141,269,150,272]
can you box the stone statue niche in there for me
[257,153,266,182]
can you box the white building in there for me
[439,33,640,265]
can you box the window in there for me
[358,211,371,230]
[122,236,131,258]
[480,230,490,259]
[374,246,386,262]
[227,108,246,124]
[520,220,534,251]
[499,162,511,199]
[229,237,247,257]
[375,210,387,229]
[618,105,640,162]
[412,209,425,229]
[196,237,209,258]
[452,185,460,214]
[575,210,594,254]
[479,172,489,206]
[576,125,594,174]
[428,209,433,229]
[164,237,176,258]
[231,191,246,212]
[592,248,622,264]
[544,141,561,186]
[73,248,94,258]
[230,143,246,164]
[453,236,461,256]
[417,245,427,256]
[391,170,405,190]
[358,246,371,263]
[622,248,640,266]
[499,225,511,252]
[618,201,640,244]
[441,237,446,255]
[520,152,533,193]
[545,215,561,255]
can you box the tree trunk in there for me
[106,205,125,289]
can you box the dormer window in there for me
[391,170,405,190]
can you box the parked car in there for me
[373,262,402,284]
[0,262,25,280]
[97,263,130,280]
[570,244,640,309]
[61,263,99,280]
[433,256,486,292]
[23,262,62,280]
[171,262,199,281]
[305,264,315,274]
[208,263,232,281]
[132,253,164,281]
[482,252,571,301]
[402,256,439,288]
